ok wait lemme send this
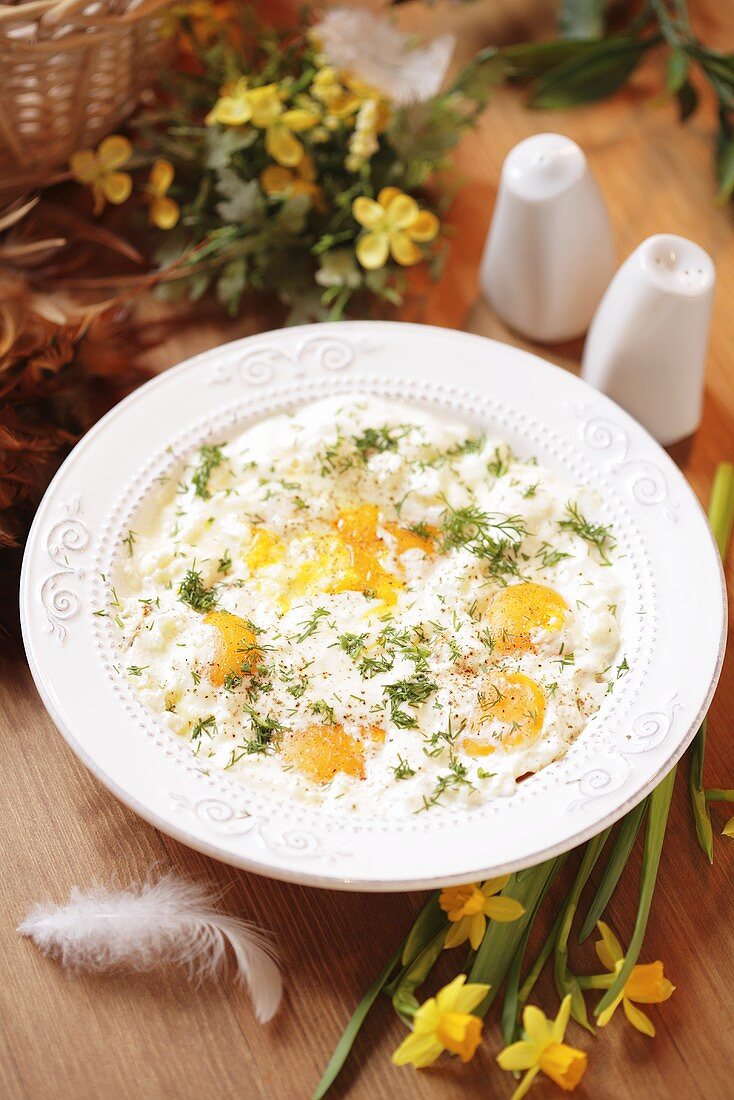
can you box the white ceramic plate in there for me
[21,322,726,891]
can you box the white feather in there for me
[313,8,454,106]
[17,875,282,1023]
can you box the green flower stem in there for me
[578,797,648,942]
[388,928,447,1024]
[399,890,443,967]
[500,855,567,1044]
[469,858,561,1017]
[688,462,734,861]
[554,828,611,1029]
[706,788,734,802]
[595,767,676,1015]
[312,942,404,1100]
[577,973,615,990]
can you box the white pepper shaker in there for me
[581,234,716,446]
[480,133,615,343]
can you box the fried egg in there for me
[114,397,624,818]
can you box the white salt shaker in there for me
[581,235,716,446]
[480,133,615,343]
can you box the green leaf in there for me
[312,943,403,1100]
[529,37,656,108]
[595,768,676,1016]
[390,930,446,1024]
[450,47,510,103]
[400,892,444,966]
[469,858,561,1016]
[559,0,605,40]
[707,461,734,560]
[503,39,602,79]
[215,171,264,225]
[205,126,258,170]
[501,855,566,1043]
[676,80,699,121]
[716,128,734,203]
[216,259,248,315]
[687,462,734,855]
[722,817,734,838]
[553,830,610,1030]
[689,721,713,861]
[578,798,648,941]
[666,47,690,94]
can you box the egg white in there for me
[114,397,624,818]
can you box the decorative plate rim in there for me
[20,321,728,891]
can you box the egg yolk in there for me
[462,737,496,758]
[255,504,435,610]
[481,672,546,747]
[245,529,285,571]
[485,582,567,655]
[204,610,261,687]
[281,723,365,782]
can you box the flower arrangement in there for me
[314,467,734,1099]
[66,6,486,322]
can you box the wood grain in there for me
[2,2,734,1097]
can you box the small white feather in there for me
[18,875,282,1022]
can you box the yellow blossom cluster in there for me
[69,137,179,228]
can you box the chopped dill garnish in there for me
[352,424,408,461]
[126,664,148,676]
[559,502,616,565]
[192,443,225,499]
[487,447,510,478]
[217,549,232,575]
[122,530,136,557]
[178,566,217,612]
[535,542,571,569]
[310,700,336,724]
[296,607,329,643]
[384,675,437,729]
[359,652,395,678]
[190,715,217,741]
[446,436,485,457]
[416,753,474,812]
[439,500,525,580]
[191,669,201,685]
[392,755,416,780]
[242,705,284,753]
[338,632,368,659]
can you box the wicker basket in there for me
[0,0,175,192]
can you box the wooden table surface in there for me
[2,2,734,1098]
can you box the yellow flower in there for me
[69,135,132,216]
[206,81,318,167]
[145,159,180,229]
[497,995,588,1100]
[206,77,252,126]
[352,187,439,270]
[440,878,525,951]
[594,921,675,1036]
[392,974,489,1069]
[260,154,323,208]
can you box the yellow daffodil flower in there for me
[206,77,252,126]
[260,154,322,208]
[593,921,675,1036]
[145,159,180,229]
[497,995,588,1100]
[440,878,525,950]
[69,135,133,215]
[352,187,439,270]
[392,974,489,1069]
